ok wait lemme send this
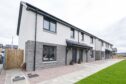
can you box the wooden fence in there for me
[5,49,24,69]
[0,48,2,53]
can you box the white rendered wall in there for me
[18,5,112,59]
[18,6,35,50]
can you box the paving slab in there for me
[5,69,30,84]
[0,64,3,73]
[0,69,6,84]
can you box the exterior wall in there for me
[95,39,102,60]
[83,49,87,62]
[66,48,89,65]
[18,6,35,49]
[87,50,95,62]
[102,43,106,51]
[95,39,102,51]
[19,6,96,51]
[95,51,101,60]
[101,51,105,60]
[19,6,96,63]
[79,32,95,49]
[66,48,72,65]
[25,41,66,71]
[18,6,35,62]
[18,4,113,70]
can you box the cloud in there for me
[101,17,126,52]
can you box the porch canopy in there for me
[105,49,112,52]
[66,40,92,49]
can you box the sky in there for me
[0,0,126,52]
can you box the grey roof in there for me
[0,44,3,48]
[66,40,92,49]
[5,45,18,49]
[17,1,113,46]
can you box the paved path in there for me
[5,69,30,84]
[37,59,123,84]
[0,64,3,74]
[0,64,6,84]
[4,59,123,84]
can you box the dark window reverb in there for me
[71,28,75,38]
[43,45,56,61]
[43,17,56,33]
[90,36,93,44]
[81,32,84,41]
[102,41,104,46]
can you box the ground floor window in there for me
[43,45,56,61]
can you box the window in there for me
[81,32,84,41]
[106,43,109,48]
[101,41,104,46]
[110,45,112,48]
[90,50,94,58]
[90,36,93,44]
[43,45,56,61]
[43,19,49,30]
[106,44,107,47]
[43,17,56,32]
[70,28,75,38]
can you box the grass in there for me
[76,60,126,84]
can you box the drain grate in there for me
[27,73,39,78]
[13,76,25,82]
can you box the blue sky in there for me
[0,0,126,52]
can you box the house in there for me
[5,44,18,49]
[0,44,3,53]
[17,2,113,71]
[0,44,3,48]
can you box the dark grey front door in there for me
[79,49,83,63]
[72,48,77,63]
[86,50,88,62]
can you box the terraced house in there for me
[17,2,113,71]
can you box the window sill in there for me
[43,29,57,34]
[42,61,57,64]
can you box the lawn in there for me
[76,60,126,84]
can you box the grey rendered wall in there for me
[87,50,95,62]
[101,51,105,60]
[83,49,87,62]
[95,51,102,60]
[25,41,66,71]
[66,48,87,65]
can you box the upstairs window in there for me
[90,36,93,44]
[44,19,49,30]
[70,28,75,38]
[43,17,56,33]
[101,41,104,46]
[81,32,84,41]
[106,43,109,48]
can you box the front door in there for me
[72,48,77,63]
[86,50,88,62]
